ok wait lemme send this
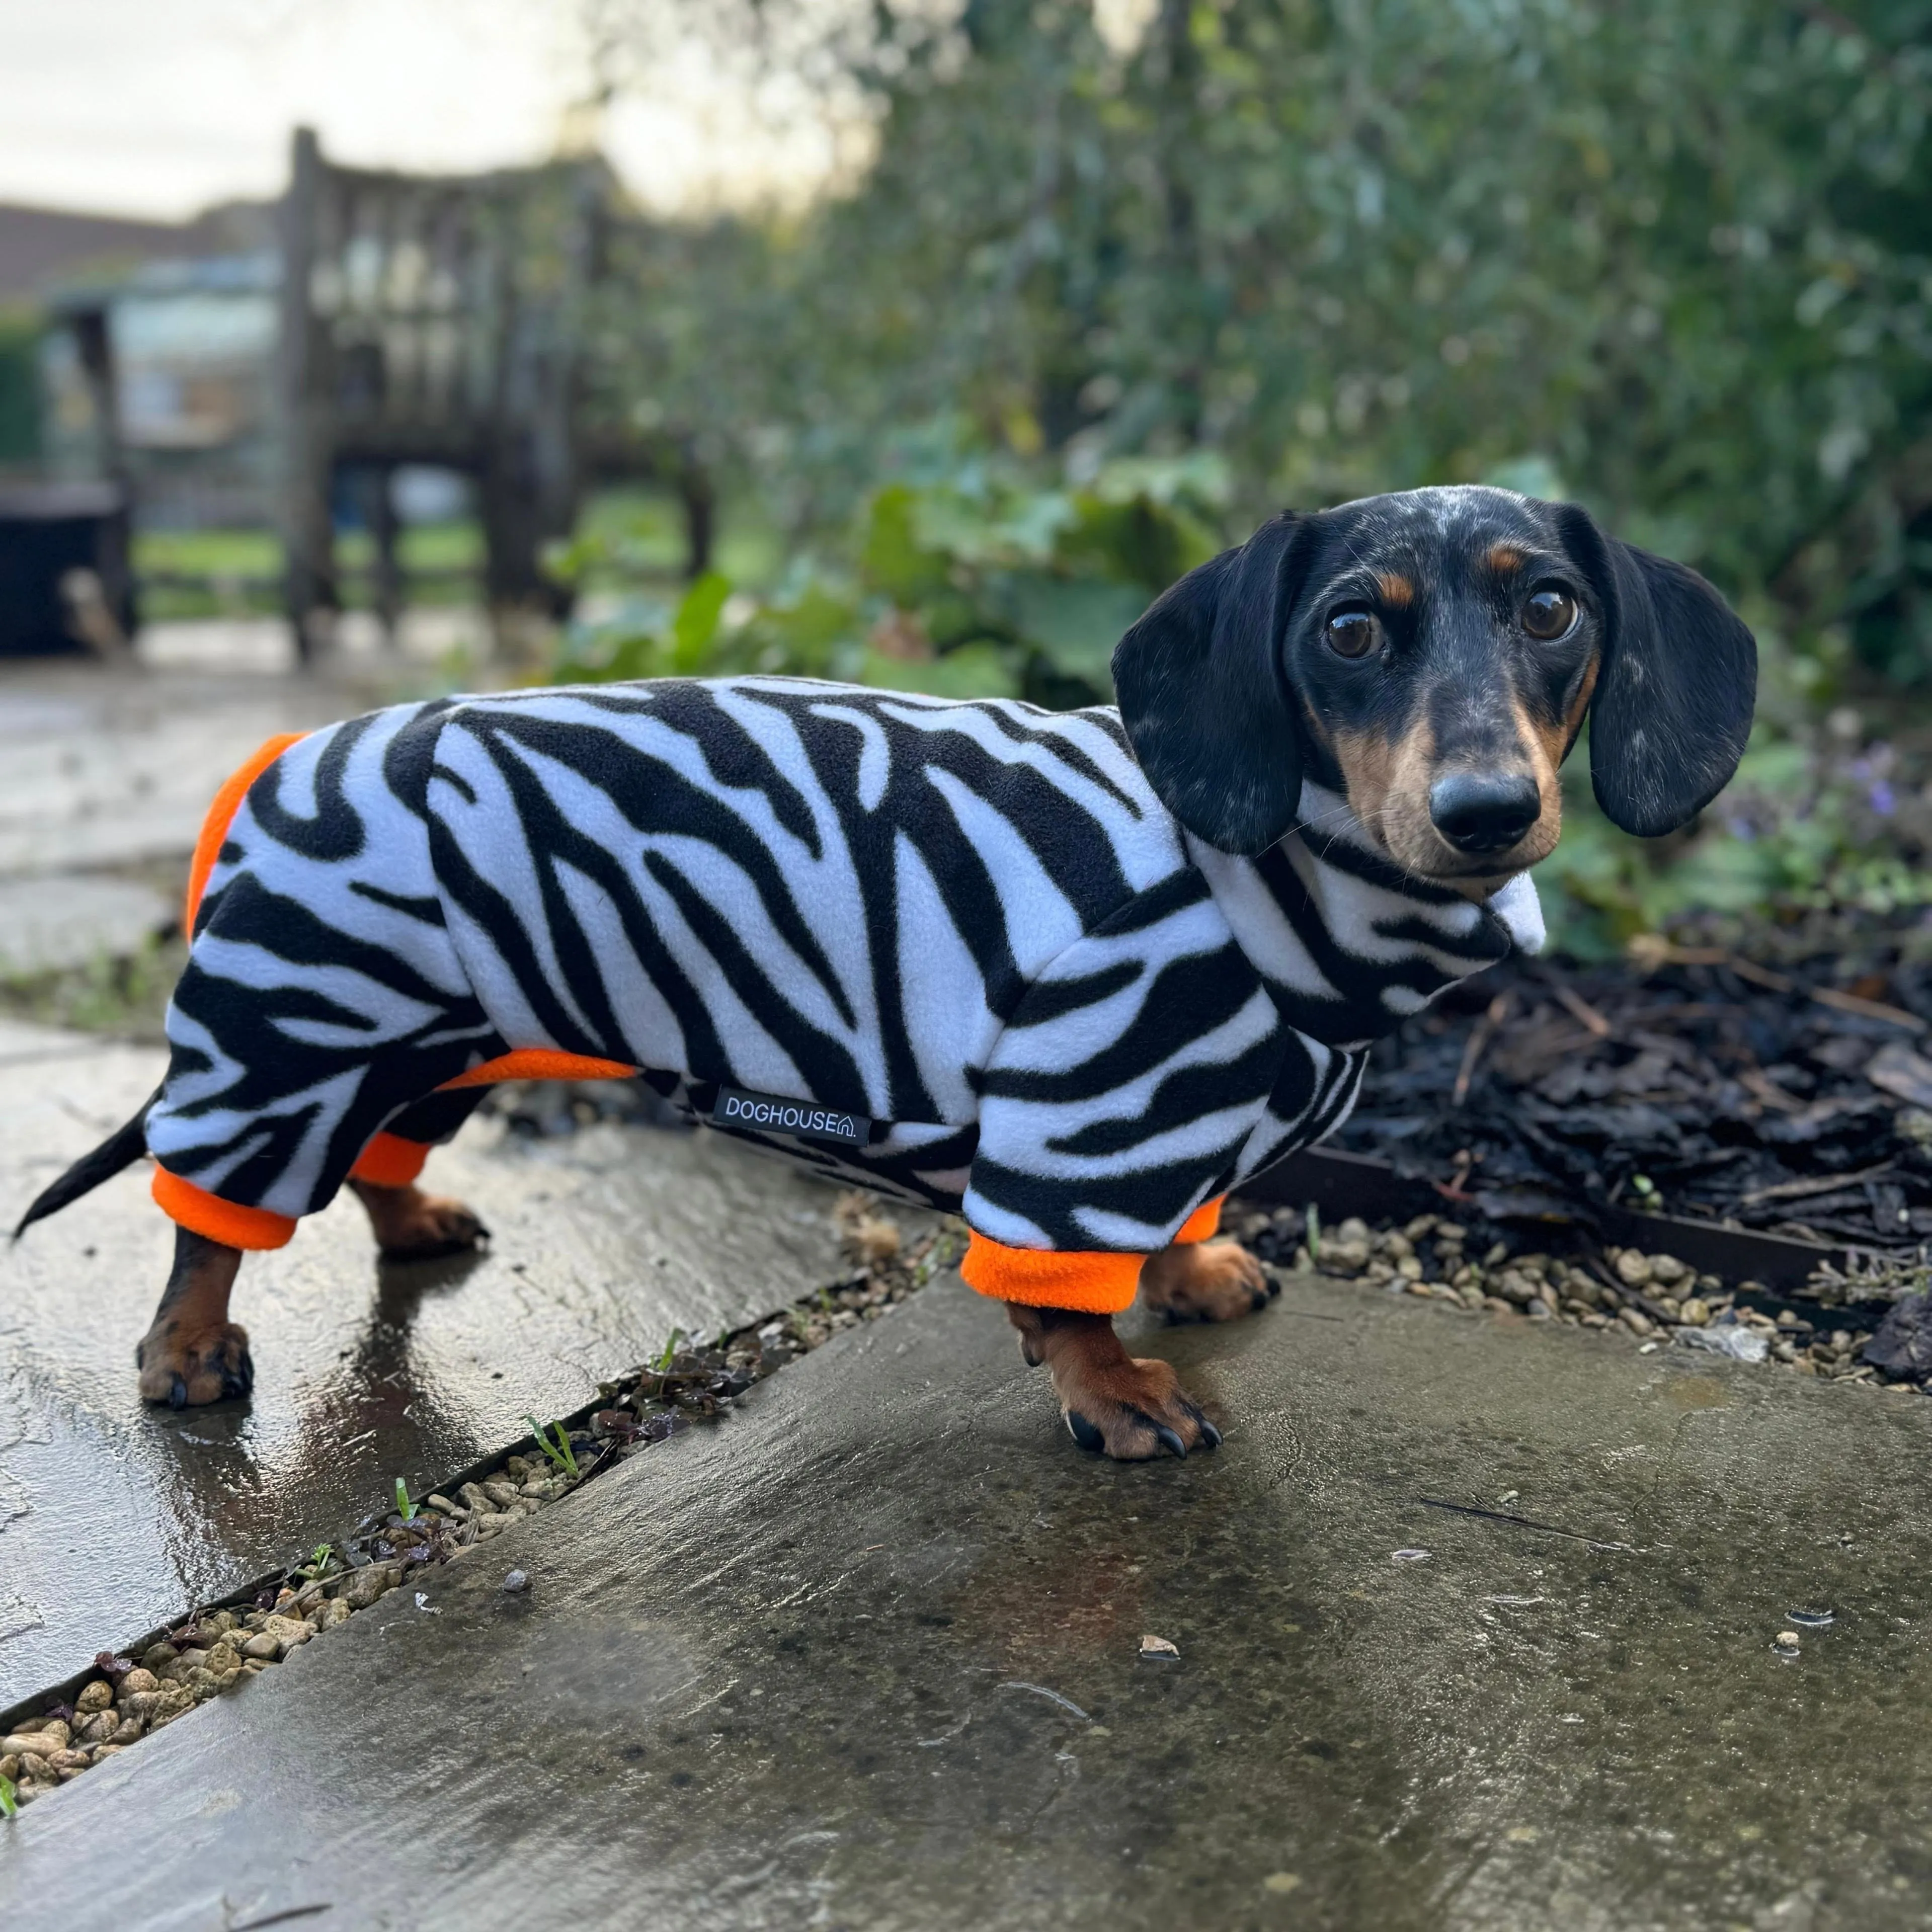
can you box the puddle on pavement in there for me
[1662,1373,1732,1409]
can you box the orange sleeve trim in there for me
[1174,1196,1224,1244]
[185,733,308,933]
[960,1234,1145,1315]
[349,1133,431,1188]
[436,1050,639,1092]
[152,1166,298,1251]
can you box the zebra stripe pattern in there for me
[146,676,1542,1249]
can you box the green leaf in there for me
[862,485,952,601]
[670,572,732,674]
[860,641,1018,699]
[1001,573,1148,689]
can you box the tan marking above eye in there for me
[1486,543,1530,573]
[1374,572,1414,608]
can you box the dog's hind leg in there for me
[1006,1304,1222,1460]
[1138,1237,1275,1323]
[348,1173,489,1260]
[136,1226,252,1408]
[345,1087,492,1261]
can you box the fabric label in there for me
[711,1085,872,1146]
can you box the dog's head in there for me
[1112,485,1756,890]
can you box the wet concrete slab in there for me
[0,1024,870,1708]
[0,875,175,977]
[8,1266,1932,1929]
[0,660,347,883]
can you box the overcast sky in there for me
[0,0,849,221]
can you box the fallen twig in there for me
[1628,938,1925,1033]
[1414,1496,1635,1552]
[1453,992,1513,1107]
[1738,1160,1899,1208]
[1537,968,1613,1038]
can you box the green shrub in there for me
[550,450,1226,707]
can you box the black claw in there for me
[1151,1423,1188,1460]
[1198,1417,1223,1450]
[168,1374,188,1410]
[1066,1410,1105,1453]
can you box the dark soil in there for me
[1332,932,1932,1254]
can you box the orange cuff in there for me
[959,1197,1226,1314]
[349,1133,430,1187]
[1174,1196,1224,1244]
[152,1166,297,1251]
[437,1049,638,1091]
[961,1236,1145,1314]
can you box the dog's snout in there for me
[1428,771,1541,855]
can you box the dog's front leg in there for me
[136,1226,252,1408]
[1005,1303,1221,1460]
[347,1176,488,1260]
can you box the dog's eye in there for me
[1522,587,1578,640]
[1326,607,1382,659]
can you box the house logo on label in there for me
[711,1086,872,1147]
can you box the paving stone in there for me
[0,875,175,977]
[0,1023,867,1706]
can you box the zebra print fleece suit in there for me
[145,677,1544,1313]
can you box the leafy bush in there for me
[551,449,1226,706]
[595,0,1932,695]
[1542,716,1932,957]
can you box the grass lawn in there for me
[129,487,779,620]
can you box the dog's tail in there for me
[13,1086,159,1239]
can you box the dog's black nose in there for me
[1428,771,1541,854]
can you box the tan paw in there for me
[380,1194,489,1260]
[1140,1238,1275,1323]
[1056,1352,1220,1461]
[136,1320,254,1408]
[353,1178,490,1259]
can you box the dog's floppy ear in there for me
[1554,504,1757,839]
[1111,513,1310,855]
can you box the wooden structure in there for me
[277,128,707,655]
[0,479,135,655]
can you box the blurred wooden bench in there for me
[276,127,708,658]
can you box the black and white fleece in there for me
[144,678,1542,1284]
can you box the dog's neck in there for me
[1182,781,1544,1045]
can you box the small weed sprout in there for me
[1306,1202,1322,1263]
[0,1773,16,1820]
[300,1542,335,1579]
[651,1326,686,1375]
[526,1415,580,1477]
[394,1477,418,1522]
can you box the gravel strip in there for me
[1227,1201,1930,1390]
